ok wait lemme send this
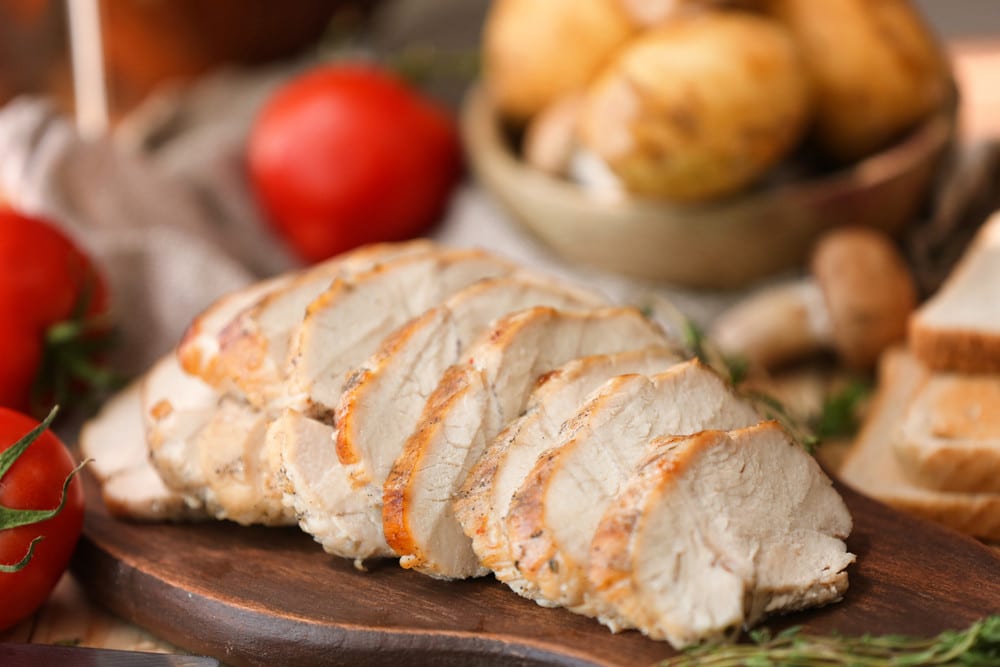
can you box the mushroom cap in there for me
[811,226,917,368]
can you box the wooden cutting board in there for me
[71,474,1000,667]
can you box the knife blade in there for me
[0,643,219,666]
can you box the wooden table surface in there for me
[2,39,998,658]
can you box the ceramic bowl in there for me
[460,84,956,289]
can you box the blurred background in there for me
[1,0,996,123]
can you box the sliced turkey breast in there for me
[176,273,292,387]
[212,240,435,407]
[197,397,295,526]
[383,306,669,579]
[505,360,761,623]
[332,275,605,556]
[80,381,205,521]
[265,409,392,563]
[454,346,683,601]
[284,248,516,420]
[589,422,854,648]
[143,353,220,512]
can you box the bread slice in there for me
[383,307,669,579]
[896,371,1000,493]
[455,346,682,601]
[284,248,515,421]
[589,422,854,649]
[333,274,605,554]
[840,347,1000,540]
[211,240,435,407]
[80,381,206,521]
[910,211,1000,373]
[505,360,761,625]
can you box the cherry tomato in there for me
[0,208,112,415]
[0,408,85,631]
[248,63,462,263]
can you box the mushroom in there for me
[710,227,918,370]
[522,94,585,177]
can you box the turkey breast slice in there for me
[333,274,606,554]
[505,359,761,623]
[454,346,683,600]
[80,381,206,521]
[211,240,435,407]
[274,252,523,558]
[145,355,290,525]
[383,306,669,580]
[196,397,295,526]
[284,248,516,420]
[143,353,221,512]
[589,422,854,649]
[264,408,391,563]
[176,273,292,388]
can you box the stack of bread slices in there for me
[81,240,854,648]
[841,211,1000,543]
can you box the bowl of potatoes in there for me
[462,0,956,288]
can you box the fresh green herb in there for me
[811,379,873,441]
[637,293,817,451]
[679,318,750,388]
[662,615,1000,666]
[53,638,81,647]
[743,391,820,455]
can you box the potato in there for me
[579,11,809,202]
[483,0,635,123]
[619,0,759,27]
[766,0,950,161]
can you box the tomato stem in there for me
[0,536,44,573]
[0,407,57,479]
[0,406,89,573]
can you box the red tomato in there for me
[0,208,112,415]
[0,408,85,631]
[248,64,462,263]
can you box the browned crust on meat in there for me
[503,375,635,600]
[382,365,475,567]
[334,367,371,467]
[909,320,1000,374]
[216,317,272,386]
[587,486,643,595]
[453,422,514,544]
[504,445,564,585]
[588,432,709,602]
[177,322,208,377]
[335,309,440,469]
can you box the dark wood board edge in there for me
[72,536,630,667]
[71,473,1000,667]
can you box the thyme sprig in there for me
[811,379,872,441]
[661,615,1000,666]
[638,294,819,451]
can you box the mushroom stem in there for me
[710,227,917,372]
[710,279,833,370]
